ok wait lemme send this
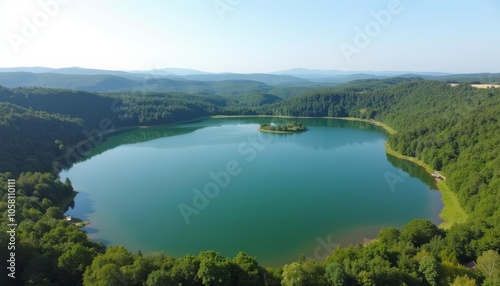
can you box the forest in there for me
[0,78,499,285]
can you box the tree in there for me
[83,246,135,285]
[45,206,64,219]
[170,254,200,285]
[401,219,443,247]
[146,270,178,286]
[58,243,97,276]
[377,227,400,246]
[476,250,500,282]
[418,256,439,286]
[281,262,305,286]
[84,263,128,286]
[301,260,327,286]
[264,267,283,286]
[121,256,154,285]
[357,270,376,286]
[197,251,232,286]
[450,275,476,286]
[324,262,347,286]
[233,252,262,286]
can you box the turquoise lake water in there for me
[60,117,442,266]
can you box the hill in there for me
[0,72,318,95]
[0,78,499,285]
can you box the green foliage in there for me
[197,251,232,286]
[377,227,400,246]
[450,275,477,286]
[324,262,347,286]
[146,270,178,286]
[301,260,327,286]
[1,78,500,285]
[281,262,305,286]
[83,246,134,285]
[58,243,97,276]
[233,252,262,286]
[260,121,307,133]
[0,101,85,175]
[170,254,200,285]
[0,172,103,286]
[476,250,500,282]
[235,93,282,106]
[418,256,439,286]
[401,219,444,247]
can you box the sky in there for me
[1,0,499,73]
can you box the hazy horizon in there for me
[1,0,499,73]
[0,65,476,75]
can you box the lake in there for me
[60,117,443,266]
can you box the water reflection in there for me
[78,118,388,158]
[60,117,443,266]
[64,191,95,221]
[87,126,202,155]
[386,153,438,190]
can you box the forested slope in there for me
[0,102,85,175]
[1,79,499,285]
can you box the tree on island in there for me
[259,121,307,133]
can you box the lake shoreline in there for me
[257,128,295,134]
[60,116,452,264]
[212,115,397,134]
[211,114,466,228]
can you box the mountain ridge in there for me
[0,67,498,93]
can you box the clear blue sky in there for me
[1,0,499,73]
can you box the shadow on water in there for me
[70,117,384,165]
[90,237,112,247]
[65,191,95,222]
[61,124,205,168]
[232,117,388,152]
[386,153,438,190]
[83,227,99,234]
[65,192,111,245]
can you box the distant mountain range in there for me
[0,66,456,78]
[272,68,452,78]
[0,67,498,94]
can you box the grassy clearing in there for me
[437,181,468,229]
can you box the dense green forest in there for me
[0,72,316,94]
[1,78,499,285]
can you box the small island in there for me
[258,121,308,134]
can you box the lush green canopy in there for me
[1,78,499,285]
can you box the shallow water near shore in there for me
[61,117,442,266]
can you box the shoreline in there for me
[65,114,466,230]
[211,115,397,134]
[257,128,295,134]
[136,115,211,128]
[211,114,466,228]
[385,144,468,228]
[56,116,212,171]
